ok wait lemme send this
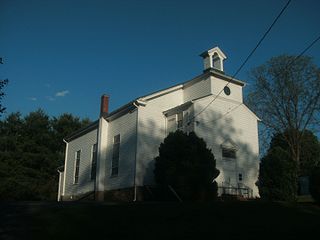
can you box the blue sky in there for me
[1,0,319,120]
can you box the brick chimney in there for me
[100,94,109,118]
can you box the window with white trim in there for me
[177,112,183,131]
[166,111,191,134]
[184,112,191,133]
[91,143,97,180]
[74,150,81,184]
[212,52,222,70]
[167,115,177,134]
[222,147,236,160]
[111,134,120,176]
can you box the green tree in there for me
[0,110,91,200]
[154,131,219,201]
[258,130,320,201]
[247,55,320,167]
[310,167,320,204]
[0,57,8,115]
[52,113,91,153]
[258,147,298,202]
[0,79,8,115]
[269,130,320,176]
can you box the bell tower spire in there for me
[200,46,227,72]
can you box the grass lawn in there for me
[1,200,320,239]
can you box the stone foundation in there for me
[60,191,95,201]
[60,185,178,202]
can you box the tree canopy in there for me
[258,129,320,201]
[154,131,219,201]
[269,130,320,176]
[0,110,90,200]
[0,79,8,116]
[310,167,320,205]
[258,146,298,202]
[247,55,320,165]
[0,58,8,116]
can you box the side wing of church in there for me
[57,46,260,201]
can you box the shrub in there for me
[258,147,298,202]
[154,131,219,201]
[310,167,320,204]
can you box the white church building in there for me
[57,47,260,201]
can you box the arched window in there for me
[212,53,221,70]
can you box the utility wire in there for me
[258,34,320,123]
[201,33,320,126]
[290,34,320,64]
[198,102,244,125]
[233,0,292,78]
[189,0,292,123]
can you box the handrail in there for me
[218,185,253,198]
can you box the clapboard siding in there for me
[96,118,108,194]
[136,89,184,186]
[193,96,259,196]
[104,110,138,191]
[184,77,211,102]
[63,129,98,198]
[211,76,243,103]
[60,50,261,199]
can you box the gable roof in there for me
[199,46,227,59]
[163,101,193,116]
[140,68,245,101]
[64,69,246,141]
[64,120,99,142]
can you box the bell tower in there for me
[200,46,227,72]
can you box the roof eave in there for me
[64,120,99,142]
[209,69,246,86]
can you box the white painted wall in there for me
[104,110,138,191]
[63,129,98,199]
[57,171,64,201]
[183,77,211,102]
[136,89,184,186]
[193,96,259,197]
[96,118,108,195]
[203,56,210,70]
[135,77,258,197]
[61,69,259,199]
[211,76,243,103]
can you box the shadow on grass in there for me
[2,200,320,240]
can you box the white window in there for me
[91,143,97,180]
[222,147,236,160]
[111,134,120,176]
[184,112,191,133]
[177,112,183,131]
[167,116,177,134]
[167,111,191,134]
[74,150,81,184]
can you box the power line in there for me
[233,0,292,78]
[197,102,244,125]
[199,33,320,126]
[291,34,320,63]
[189,0,292,123]
[257,33,320,123]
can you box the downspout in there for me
[56,167,63,202]
[133,101,139,202]
[93,130,98,201]
[61,139,69,200]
